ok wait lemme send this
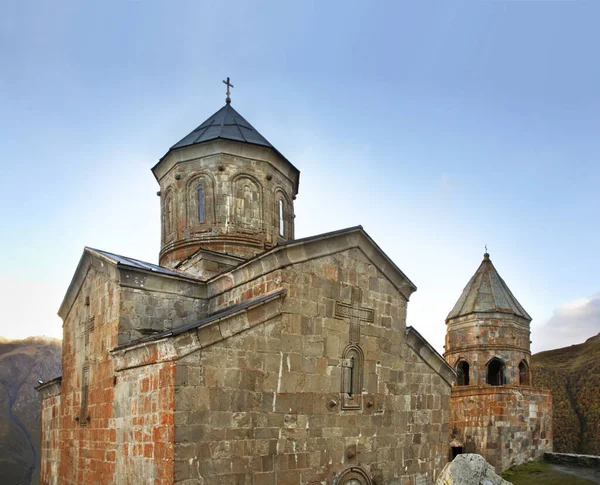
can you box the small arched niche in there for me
[341,344,364,410]
[486,357,506,386]
[456,359,470,386]
[519,360,530,386]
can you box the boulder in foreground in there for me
[436,454,512,485]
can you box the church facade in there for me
[444,252,553,472]
[38,95,456,485]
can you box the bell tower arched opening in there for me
[486,357,505,386]
[456,360,470,386]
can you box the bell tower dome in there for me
[152,98,300,274]
[444,252,532,386]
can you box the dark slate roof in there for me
[113,289,286,351]
[171,104,273,150]
[447,253,531,321]
[87,248,200,281]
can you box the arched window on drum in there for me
[187,174,214,228]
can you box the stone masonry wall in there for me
[113,361,175,485]
[174,248,452,485]
[39,383,61,485]
[118,286,206,345]
[117,266,206,345]
[56,261,121,484]
[450,385,552,472]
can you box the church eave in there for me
[152,138,300,195]
[405,326,456,386]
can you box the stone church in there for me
[37,86,551,484]
[37,90,456,485]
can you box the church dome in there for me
[151,97,300,272]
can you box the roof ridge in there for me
[232,114,249,142]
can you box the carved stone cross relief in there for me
[335,287,374,343]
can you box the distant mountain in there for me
[532,332,600,455]
[0,337,61,485]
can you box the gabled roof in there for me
[447,253,531,321]
[88,248,198,281]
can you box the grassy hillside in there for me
[0,337,61,485]
[532,332,600,455]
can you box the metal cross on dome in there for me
[223,77,234,104]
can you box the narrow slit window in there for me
[165,193,174,234]
[80,365,89,426]
[198,184,205,223]
[279,199,284,236]
[348,356,355,396]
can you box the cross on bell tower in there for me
[223,77,234,104]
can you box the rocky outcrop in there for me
[436,454,512,485]
[532,332,600,454]
[0,336,61,485]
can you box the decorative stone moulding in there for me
[332,466,373,485]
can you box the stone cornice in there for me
[444,344,532,357]
[450,384,552,398]
[153,139,299,195]
[35,376,62,399]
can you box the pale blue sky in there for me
[1,1,599,352]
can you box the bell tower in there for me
[444,251,532,386]
[152,86,300,275]
[445,252,552,472]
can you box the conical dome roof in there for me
[171,103,274,151]
[447,253,531,321]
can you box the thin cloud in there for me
[533,294,600,352]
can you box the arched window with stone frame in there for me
[163,188,175,242]
[456,359,470,386]
[486,357,506,386]
[519,359,530,386]
[341,344,364,410]
[232,174,262,231]
[187,173,215,228]
[274,189,292,239]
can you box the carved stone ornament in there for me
[332,466,373,485]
